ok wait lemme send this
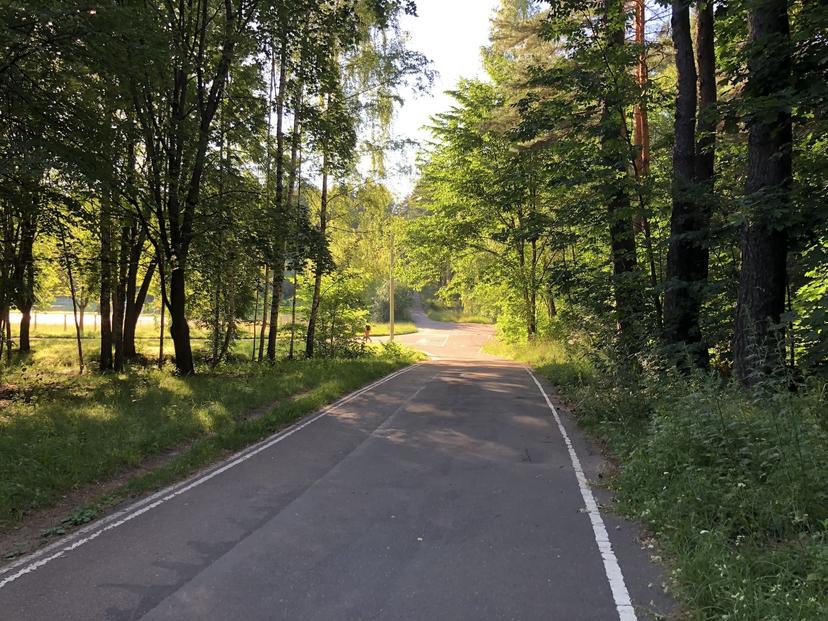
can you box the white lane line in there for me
[526,368,637,621]
[0,364,420,590]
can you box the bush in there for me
[618,376,828,620]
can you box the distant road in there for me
[377,307,497,359]
[0,311,672,620]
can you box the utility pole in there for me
[389,230,395,342]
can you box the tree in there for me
[122,0,261,374]
[663,0,708,367]
[732,0,793,383]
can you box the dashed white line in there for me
[0,364,419,590]
[526,368,638,621]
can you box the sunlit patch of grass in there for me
[368,321,417,336]
[425,306,493,324]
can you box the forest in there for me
[1,0,426,377]
[1,0,827,618]
[401,0,827,618]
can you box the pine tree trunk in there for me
[733,0,792,383]
[632,0,650,177]
[632,0,662,322]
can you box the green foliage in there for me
[304,269,370,358]
[618,377,828,620]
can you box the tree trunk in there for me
[4,308,11,364]
[18,306,31,352]
[733,0,792,383]
[122,224,153,359]
[258,265,269,362]
[693,0,717,364]
[168,266,194,375]
[124,259,156,359]
[306,162,328,359]
[695,0,717,189]
[631,0,662,323]
[545,288,557,320]
[99,198,113,371]
[219,292,235,363]
[664,0,709,367]
[632,0,650,177]
[267,42,289,362]
[16,218,35,353]
[602,0,639,347]
[267,262,284,361]
[112,226,130,372]
[251,271,260,361]
[158,255,167,369]
[60,229,84,373]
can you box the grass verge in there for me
[368,321,417,336]
[0,342,421,545]
[425,306,492,324]
[487,338,828,620]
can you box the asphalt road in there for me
[0,312,672,620]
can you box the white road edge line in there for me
[0,363,420,590]
[526,368,638,621]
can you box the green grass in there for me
[367,321,417,336]
[0,340,420,535]
[425,307,492,324]
[492,337,828,621]
[11,317,292,341]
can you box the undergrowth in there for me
[489,338,828,620]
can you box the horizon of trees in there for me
[0,0,429,375]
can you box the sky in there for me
[386,0,501,197]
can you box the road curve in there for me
[0,313,673,620]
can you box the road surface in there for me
[0,312,672,620]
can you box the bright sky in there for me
[387,0,501,197]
